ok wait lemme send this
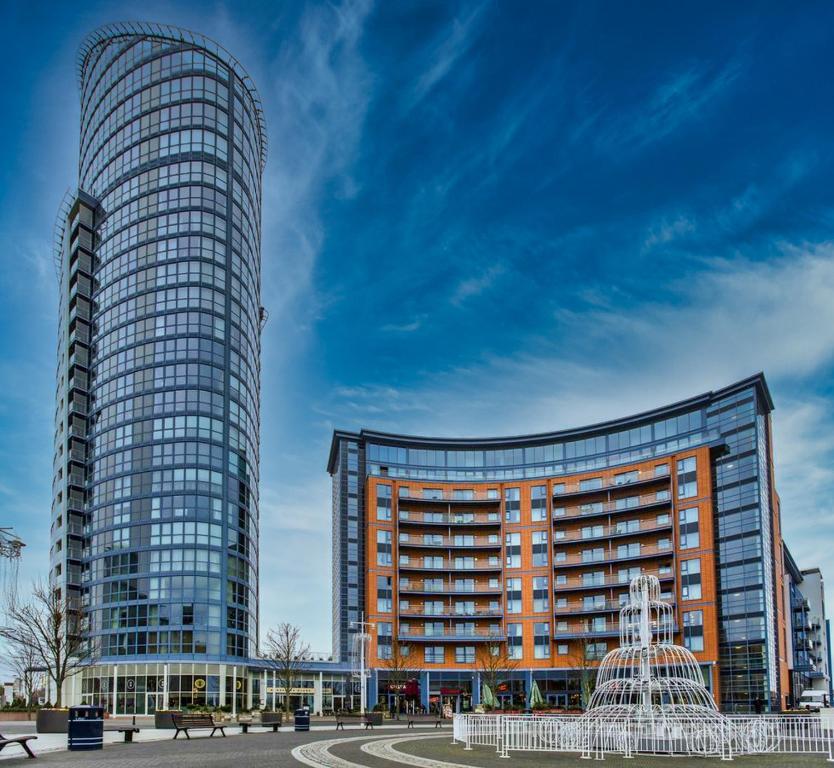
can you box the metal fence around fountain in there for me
[453,712,834,761]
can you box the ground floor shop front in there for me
[66,662,717,716]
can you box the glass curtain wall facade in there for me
[51,23,266,672]
[328,374,795,712]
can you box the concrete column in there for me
[218,664,227,707]
[261,670,267,709]
[112,665,118,716]
[420,671,430,711]
[232,666,237,716]
[163,664,169,710]
[369,669,378,710]
[314,672,323,715]
[272,670,276,711]
[246,669,253,710]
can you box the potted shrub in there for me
[36,708,69,733]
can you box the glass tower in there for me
[51,23,265,666]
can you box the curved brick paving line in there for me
[292,733,477,768]
[362,734,480,768]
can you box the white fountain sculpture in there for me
[580,574,747,755]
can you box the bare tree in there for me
[476,641,519,710]
[0,581,94,708]
[264,623,310,713]
[567,623,599,709]
[8,644,39,716]
[379,642,417,716]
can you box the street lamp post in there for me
[350,614,375,716]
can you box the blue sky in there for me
[2,0,834,653]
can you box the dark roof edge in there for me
[783,543,803,582]
[326,373,773,473]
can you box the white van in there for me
[798,690,829,710]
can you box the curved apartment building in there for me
[51,23,265,712]
[329,374,792,713]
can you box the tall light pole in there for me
[350,614,375,715]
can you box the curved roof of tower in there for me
[77,22,267,171]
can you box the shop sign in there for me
[266,686,315,694]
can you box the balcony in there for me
[555,597,676,615]
[552,518,672,544]
[399,581,503,595]
[399,606,504,619]
[398,627,506,642]
[554,569,674,592]
[396,490,501,504]
[552,492,672,521]
[398,535,502,549]
[553,543,673,569]
[399,557,503,572]
[552,468,670,499]
[553,622,677,640]
[398,511,501,527]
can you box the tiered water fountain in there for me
[580,574,759,756]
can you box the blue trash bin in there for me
[294,707,310,732]
[68,705,104,751]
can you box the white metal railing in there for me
[453,712,834,761]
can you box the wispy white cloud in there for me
[382,314,427,333]
[593,57,745,154]
[404,1,489,110]
[451,262,506,306]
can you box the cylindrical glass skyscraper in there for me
[51,23,265,703]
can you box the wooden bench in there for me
[335,714,377,730]
[106,726,140,742]
[239,712,282,734]
[171,713,226,739]
[0,732,37,759]
[406,714,444,729]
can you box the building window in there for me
[531,486,547,521]
[532,531,549,566]
[506,578,522,614]
[453,489,474,500]
[677,457,697,499]
[681,558,702,600]
[655,463,669,477]
[533,576,549,612]
[377,530,392,566]
[505,488,520,522]
[422,488,443,500]
[582,547,605,563]
[557,643,569,655]
[580,477,603,491]
[505,533,521,568]
[377,622,393,659]
[553,483,565,495]
[586,642,608,661]
[614,470,638,485]
[534,622,551,659]
[508,623,522,659]
[583,524,604,539]
[683,610,704,652]
[376,484,392,520]
[679,508,700,549]
[455,646,475,663]
[377,575,392,612]
[425,646,445,664]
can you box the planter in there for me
[36,709,69,733]
[0,712,34,721]
[154,710,181,729]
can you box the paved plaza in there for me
[0,723,832,768]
